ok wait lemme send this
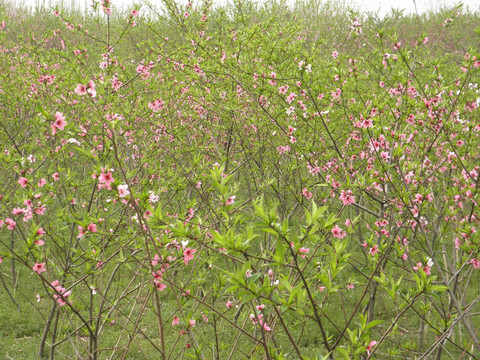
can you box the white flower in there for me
[286,106,295,115]
[427,257,434,267]
[118,184,130,198]
[148,191,159,203]
[68,138,81,145]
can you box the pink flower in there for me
[78,223,97,238]
[151,254,161,266]
[366,340,377,356]
[414,194,424,203]
[189,319,196,327]
[52,172,60,181]
[262,322,271,332]
[250,313,271,331]
[98,169,115,189]
[226,300,233,309]
[18,177,28,188]
[347,283,354,290]
[286,92,297,104]
[75,84,87,95]
[369,245,379,256]
[172,316,180,326]
[413,262,431,275]
[339,190,355,206]
[78,226,86,238]
[52,112,67,134]
[302,188,312,199]
[154,281,167,291]
[470,258,480,269]
[12,207,26,215]
[184,247,196,265]
[51,280,71,306]
[33,262,46,274]
[38,178,47,187]
[279,85,289,94]
[5,218,16,230]
[86,80,96,97]
[118,184,130,198]
[148,99,165,112]
[362,118,374,128]
[268,269,274,280]
[33,205,47,215]
[202,313,209,323]
[331,225,346,239]
[412,205,419,217]
[226,195,236,205]
[298,247,310,258]
[152,270,163,280]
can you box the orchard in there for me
[0,0,480,359]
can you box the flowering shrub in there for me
[0,0,479,359]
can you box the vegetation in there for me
[1,0,480,359]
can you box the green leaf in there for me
[430,285,449,293]
[366,319,384,330]
[246,272,262,284]
[262,227,279,236]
